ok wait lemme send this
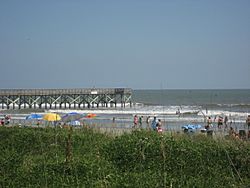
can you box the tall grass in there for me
[0,127,249,187]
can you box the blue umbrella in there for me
[26,114,43,120]
[182,124,202,130]
[62,112,85,122]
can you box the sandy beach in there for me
[2,110,249,140]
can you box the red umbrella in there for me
[85,113,97,118]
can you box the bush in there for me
[0,127,250,187]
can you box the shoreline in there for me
[2,119,249,140]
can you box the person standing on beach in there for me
[112,117,116,128]
[146,116,150,130]
[139,116,143,128]
[206,116,212,130]
[0,118,4,126]
[157,119,163,133]
[214,115,217,123]
[133,115,138,128]
[4,115,10,125]
[246,115,250,129]
[151,117,157,131]
[224,115,228,129]
[218,116,223,129]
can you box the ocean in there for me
[133,89,250,112]
[130,89,250,131]
[2,89,250,132]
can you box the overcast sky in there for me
[0,0,249,89]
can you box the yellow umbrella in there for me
[43,113,61,121]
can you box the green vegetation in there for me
[0,127,250,187]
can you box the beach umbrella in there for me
[25,114,42,120]
[70,120,81,126]
[85,113,97,118]
[43,113,61,121]
[182,124,202,130]
[62,112,85,122]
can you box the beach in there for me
[1,89,249,137]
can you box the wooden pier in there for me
[0,88,132,109]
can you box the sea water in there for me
[2,89,250,132]
[131,89,250,131]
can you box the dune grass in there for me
[0,126,249,187]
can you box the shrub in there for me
[0,127,250,187]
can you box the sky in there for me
[0,0,249,90]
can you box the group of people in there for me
[206,115,250,130]
[205,115,231,130]
[0,115,11,126]
[151,116,163,133]
[228,127,250,140]
[205,114,250,140]
[133,115,163,133]
[133,115,143,129]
